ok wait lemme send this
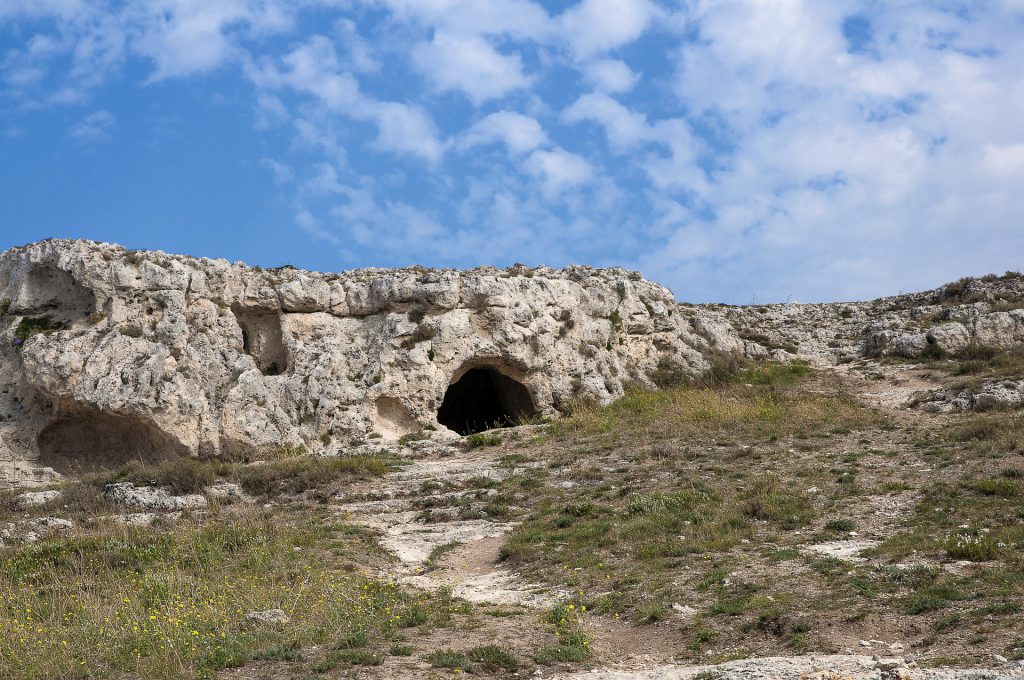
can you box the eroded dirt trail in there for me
[334,443,552,607]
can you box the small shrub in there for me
[427,650,472,671]
[610,309,623,333]
[970,478,1021,498]
[690,627,717,649]
[465,432,502,448]
[534,642,589,663]
[698,350,749,387]
[335,629,369,649]
[270,443,307,459]
[467,645,518,672]
[824,519,855,532]
[943,530,999,561]
[14,317,55,343]
[942,277,973,301]
[238,455,389,496]
[934,614,962,632]
[120,458,217,494]
[252,641,303,662]
[651,358,690,388]
[397,603,429,627]
[742,475,814,530]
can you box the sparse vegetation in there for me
[14,317,56,343]
[465,432,502,448]
[5,348,1024,674]
[0,511,412,679]
[236,454,391,495]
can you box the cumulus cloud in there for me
[412,32,532,103]
[459,111,547,154]
[248,35,444,162]
[526,148,594,196]
[368,0,553,41]
[583,58,639,93]
[68,109,115,143]
[558,0,661,59]
[562,92,652,150]
[259,157,293,185]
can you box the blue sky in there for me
[1,1,1023,304]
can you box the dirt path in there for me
[335,447,552,606]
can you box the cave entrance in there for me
[37,409,187,474]
[437,368,535,435]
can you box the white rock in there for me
[203,482,252,502]
[18,490,61,506]
[244,608,290,625]
[671,604,697,617]
[103,482,207,511]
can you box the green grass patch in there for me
[0,510,414,680]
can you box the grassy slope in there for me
[1,358,1023,676]
[491,363,1024,664]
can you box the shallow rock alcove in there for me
[36,408,187,474]
[436,367,536,435]
[9,264,96,323]
[231,304,288,375]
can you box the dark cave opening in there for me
[436,368,536,436]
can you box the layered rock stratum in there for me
[2,239,1023,486]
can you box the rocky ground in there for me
[3,346,1024,680]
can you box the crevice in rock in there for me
[36,406,187,474]
[231,304,288,375]
[437,367,536,435]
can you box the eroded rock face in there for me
[0,240,712,485]
[3,240,1023,486]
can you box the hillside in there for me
[1,242,1023,678]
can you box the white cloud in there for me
[559,0,660,59]
[583,58,639,93]
[562,92,651,150]
[526,147,593,195]
[369,0,553,41]
[640,1,1024,301]
[253,93,289,129]
[459,111,547,154]
[365,101,445,162]
[68,109,115,143]
[295,207,344,247]
[259,157,293,185]
[248,35,445,162]
[412,31,531,104]
[7,0,1024,302]
[131,0,296,81]
[334,18,380,73]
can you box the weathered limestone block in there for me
[926,323,971,354]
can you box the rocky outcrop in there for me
[1,240,714,485]
[692,273,1024,364]
[2,240,1023,486]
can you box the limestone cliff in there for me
[3,240,1022,487]
[0,240,710,485]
